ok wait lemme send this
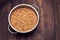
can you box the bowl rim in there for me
[8,4,39,33]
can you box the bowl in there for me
[8,4,39,34]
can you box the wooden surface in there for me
[0,0,60,40]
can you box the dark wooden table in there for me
[0,0,60,40]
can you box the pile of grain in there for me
[11,7,38,32]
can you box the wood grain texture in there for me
[0,0,60,40]
[55,0,60,40]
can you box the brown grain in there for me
[10,7,38,32]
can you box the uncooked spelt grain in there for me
[11,7,38,32]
